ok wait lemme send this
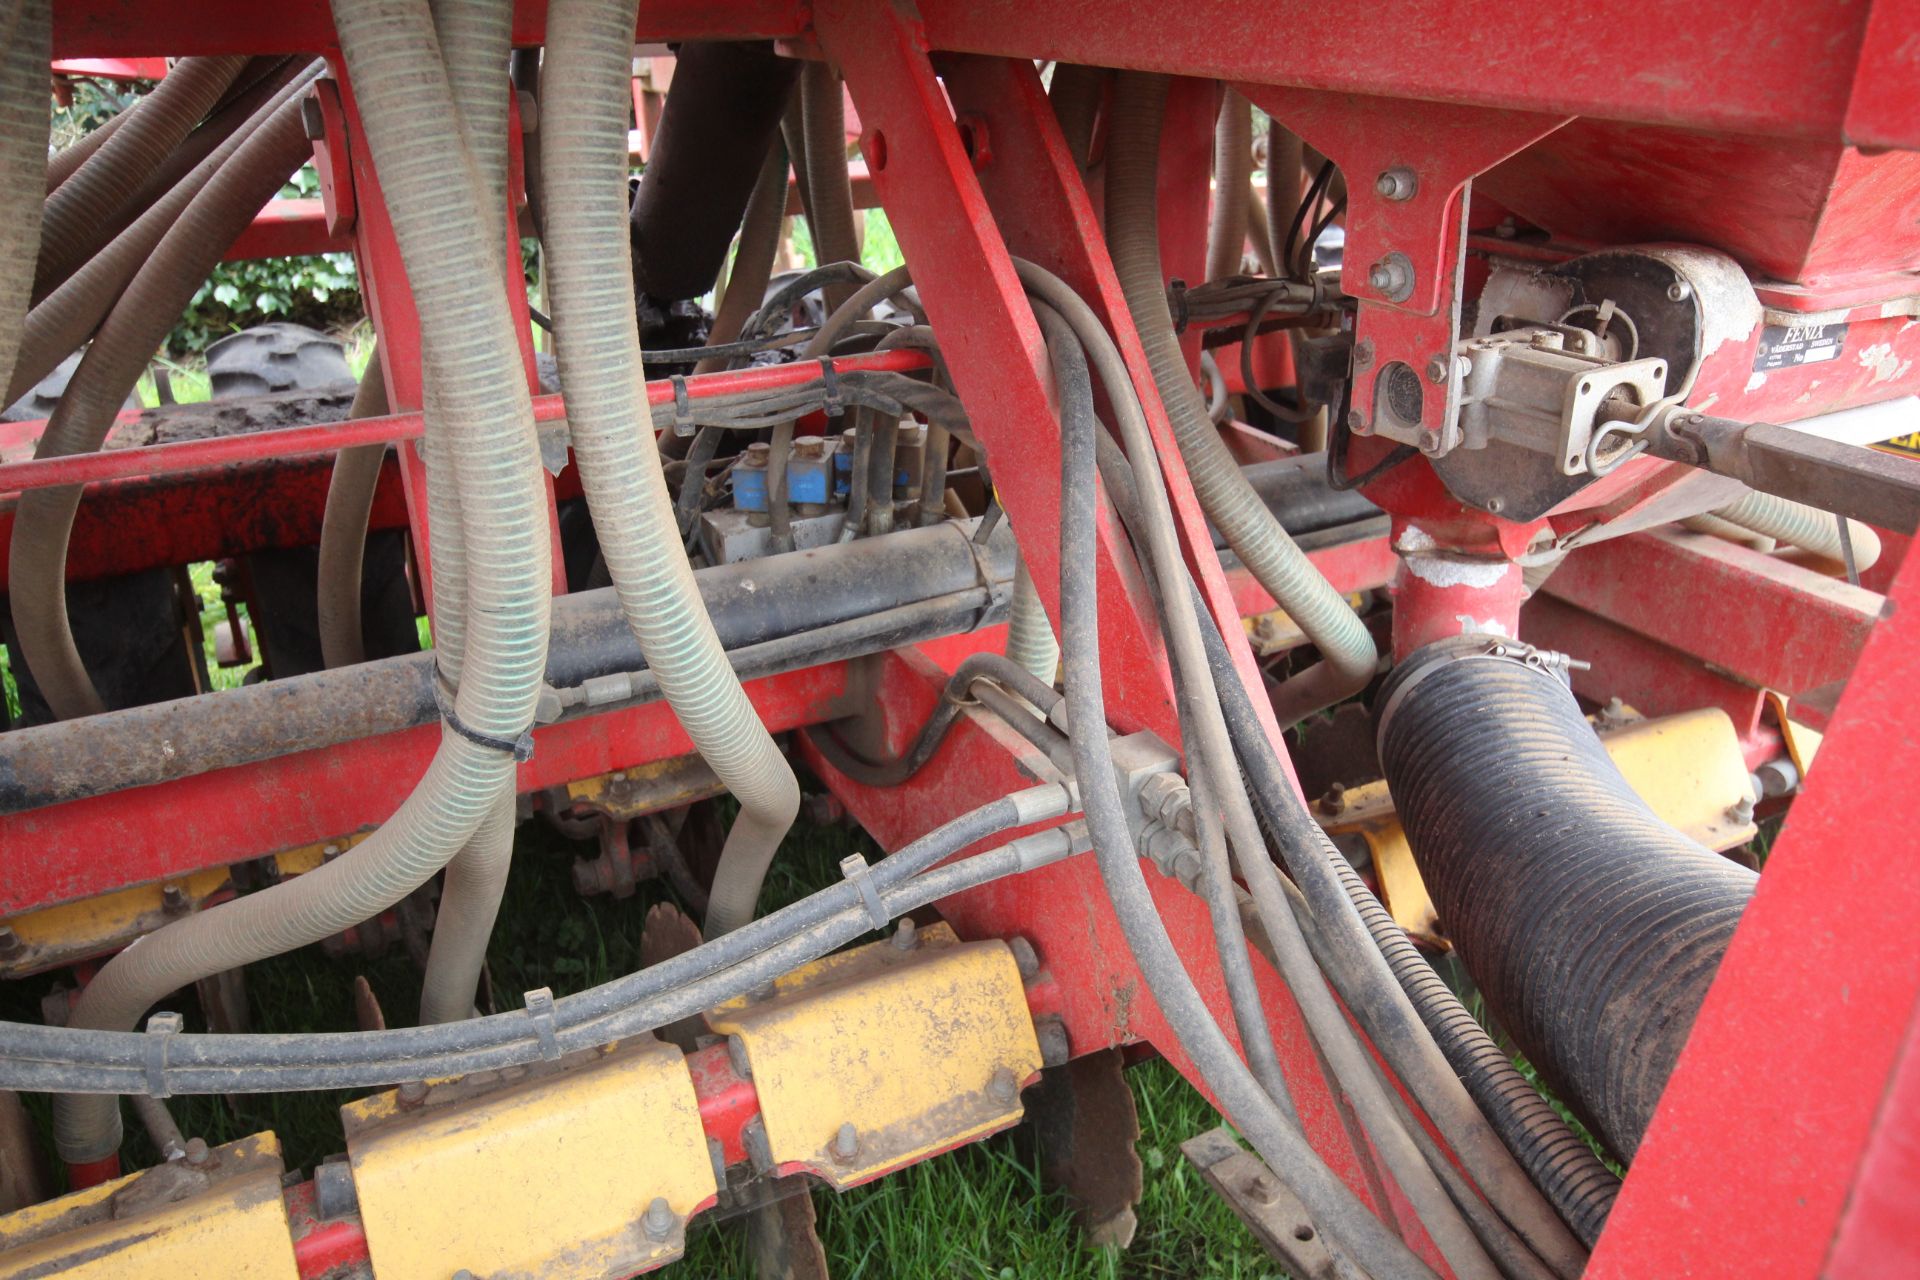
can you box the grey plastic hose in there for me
[1105,73,1375,724]
[800,62,860,313]
[36,56,250,299]
[1713,490,1881,570]
[1004,556,1059,685]
[0,0,49,398]
[53,0,553,1163]
[316,351,391,669]
[1207,91,1251,282]
[540,0,799,938]
[9,92,317,721]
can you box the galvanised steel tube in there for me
[1106,72,1376,725]
[52,0,552,1164]
[541,0,799,938]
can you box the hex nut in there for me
[643,1196,675,1241]
[1373,167,1417,201]
[831,1122,859,1164]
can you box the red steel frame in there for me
[10,0,1919,1274]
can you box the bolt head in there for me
[727,1035,753,1081]
[300,94,326,142]
[643,1196,675,1241]
[396,1080,429,1107]
[1367,263,1394,292]
[1007,936,1041,982]
[988,1066,1019,1104]
[1418,428,1442,452]
[183,1137,210,1166]
[1425,355,1451,384]
[891,917,918,950]
[1373,167,1418,201]
[1666,280,1693,303]
[832,1122,859,1162]
[1036,1017,1071,1068]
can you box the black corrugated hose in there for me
[1375,638,1758,1166]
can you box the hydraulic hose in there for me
[53,0,553,1163]
[800,62,861,313]
[317,350,392,669]
[3,788,1071,1095]
[1207,91,1251,282]
[1046,298,1437,1280]
[0,0,49,398]
[541,0,799,939]
[9,89,318,721]
[1004,556,1060,684]
[1106,72,1375,725]
[1713,490,1881,571]
[1376,638,1759,1163]
[35,56,250,299]
[1070,280,1593,1268]
[8,63,327,410]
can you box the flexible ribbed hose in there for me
[316,353,391,669]
[411,0,517,1028]
[1047,64,1105,173]
[9,94,317,721]
[45,106,126,194]
[1713,490,1881,570]
[1206,91,1251,282]
[696,138,789,377]
[1377,640,1758,1162]
[800,62,860,314]
[9,63,324,415]
[54,0,552,1162]
[1004,556,1059,685]
[0,0,49,397]
[1105,74,1375,722]
[541,0,799,938]
[35,56,249,299]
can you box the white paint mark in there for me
[1405,555,1512,590]
[1858,342,1912,385]
[1745,370,1767,393]
[1456,615,1513,637]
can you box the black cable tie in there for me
[144,1012,183,1098]
[817,357,845,418]
[432,667,535,762]
[670,375,695,437]
[1168,278,1191,334]
[523,987,561,1060]
[839,853,890,931]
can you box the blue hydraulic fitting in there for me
[732,442,771,512]
[788,434,834,507]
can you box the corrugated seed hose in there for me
[1376,638,1759,1163]
[8,90,321,721]
[800,62,860,314]
[34,56,251,300]
[1004,556,1060,684]
[1711,490,1882,571]
[1206,91,1251,282]
[1105,72,1376,725]
[0,0,50,397]
[542,0,799,938]
[316,351,391,670]
[8,60,321,410]
[54,0,552,1161]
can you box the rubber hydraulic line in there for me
[1025,273,1496,1279]
[1376,637,1759,1164]
[1047,64,1107,172]
[52,0,553,1165]
[317,350,393,669]
[1046,299,1437,1280]
[1193,585,1608,1262]
[0,787,1073,1094]
[1712,489,1882,571]
[1207,91,1252,282]
[1005,556,1060,684]
[1073,306,1593,1269]
[8,62,325,418]
[8,90,319,721]
[543,0,800,939]
[694,138,791,378]
[1105,72,1376,726]
[0,0,49,399]
[627,41,800,305]
[35,56,250,301]
[800,62,862,314]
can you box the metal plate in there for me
[341,1041,715,1280]
[708,924,1042,1190]
[0,1134,297,1280]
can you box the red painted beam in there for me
[1540,526,1883,697]
[225,197,353,262]
[1589,516,1920,1277]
